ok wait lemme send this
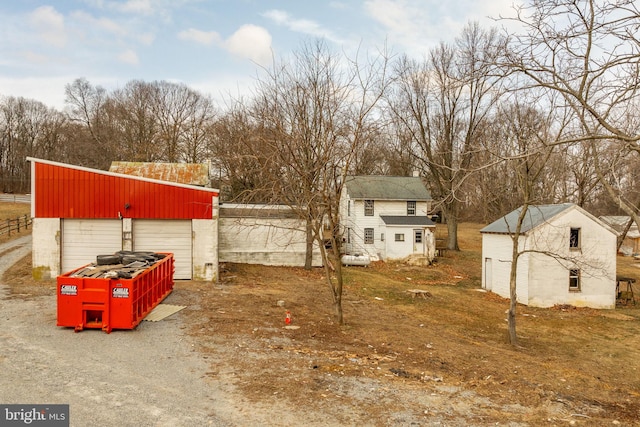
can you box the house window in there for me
[364,228,374,244]
[347,228,351,244]
[381,233,385,242]
[569,269,581,291]
[364,200,374,216]
[407,201,416,216]
[395,233,405,242]
[347,200,351,216]
[570,227,581,249]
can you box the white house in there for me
[340,175,435,262]
[480,203,617,309]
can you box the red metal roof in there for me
[28,158,219,219]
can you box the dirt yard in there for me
[2,217,640,425]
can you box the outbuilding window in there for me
[570,227,581,249]
[569,269,581,291]
[364,228,374,244]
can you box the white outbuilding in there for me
[480,203,617,309]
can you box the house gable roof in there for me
[480,203,575,234]
[380,215,435,227]
[480,203,616,236]
[345,176,431,201]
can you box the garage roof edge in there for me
[27,157,220,195]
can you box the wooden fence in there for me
[0,215,32,236]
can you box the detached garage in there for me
[28,157,219,281]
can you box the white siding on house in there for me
[384,225,435,260]
[342,198,431,260]
[386,225,414,259]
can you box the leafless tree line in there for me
[2,1,639,325]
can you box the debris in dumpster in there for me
[70,251,166,279]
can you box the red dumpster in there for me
[57,253,175,333]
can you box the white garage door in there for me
[62,219,123,274]
[133,220,192,279]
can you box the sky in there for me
[0,0,519,111]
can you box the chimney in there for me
[412,170,420,177]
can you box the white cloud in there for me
[178,28,221,45]
[70,10,127,37]
[364,0,424,37]
[0,76,72,109]
[118,49,139,65]
[224,25,272,66]
[28,6,67,48]
[364,0,517,48]
[137,32,155,45]
[329,2,349,9]
[262,10,343,44]
[118,0,153,15]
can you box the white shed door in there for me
[62,219,123,274]
[133,220,192,279]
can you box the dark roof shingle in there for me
[346,176,431,200]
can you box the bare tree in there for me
[248,40,389,323]
[501,0,640,226]
[149,81,217,163]
[493,100,557,345]
[387,22,506,250]
[64,78,118,169]
[0,96,67,192]
[208,105,276,203]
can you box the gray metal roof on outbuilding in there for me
[345,176,431,200]
[380,215,435,226]
[480,203,575,234]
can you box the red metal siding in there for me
[33,161,219,219]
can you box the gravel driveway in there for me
[0,236,235,426]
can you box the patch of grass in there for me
[0,202,30,220]
[0,202,32,244]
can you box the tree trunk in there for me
[507,251,519,345]
[333,257,344,325]
[444,201,460,251]
[304,218,313,270]
[507,203,529,346]
[318,234,344,325]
